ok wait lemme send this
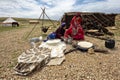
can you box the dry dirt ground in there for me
[0,17,120,80]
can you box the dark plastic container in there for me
[105,39,115,49]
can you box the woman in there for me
[64,13,84,40]
[45,22,66,41]
[55,22,66,39]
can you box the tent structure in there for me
[2,17,19,27]
[61,12,117,28]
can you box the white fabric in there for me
[46,39,61,44]
[47,56,65,66]
[18,52,49,63]
[18,48,51,63]
[39,40,66,58]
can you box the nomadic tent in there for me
[61,12,117,28]
[61,12,116,37]
[2,17,19,27]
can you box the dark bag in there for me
[105,39,115,49]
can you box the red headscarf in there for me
[64,13,84,40]
[70,13,82,29]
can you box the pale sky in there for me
[0,0,120,20]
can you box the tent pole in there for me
[41,8,56,28]
[25,10,43,39]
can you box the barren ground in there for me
[0,15,120,80]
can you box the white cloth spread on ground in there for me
[14,39,66,75]
[39,40,66,58]
[14,47,51,75]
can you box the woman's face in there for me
[63,26,66,29]
[76,16,80,20]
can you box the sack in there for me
[47,32,56,39]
